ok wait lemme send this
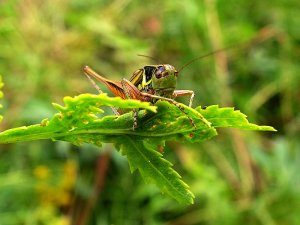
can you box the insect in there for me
[83,40,256,130]
[83,64,195,130]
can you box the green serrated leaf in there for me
[117,136,194,204]
[0,94,276,204]
[196,105,276,131]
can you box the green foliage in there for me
[0,94,274,204]
[0,0,299,224]
[0,76,3,123]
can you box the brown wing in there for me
[121,79,142,100]
[101,79,127,99]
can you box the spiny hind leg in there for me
[173,90,195,107]
[141,93,196,128]
[132,109,138,131]
[84,73,103,94]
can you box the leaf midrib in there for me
[124,135,190,201]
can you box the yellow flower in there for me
[34,165,50,179]
[60,160,77,188]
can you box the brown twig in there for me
[71,149,111,225]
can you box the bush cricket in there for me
[83,38,262,130]
[83,64,195,130]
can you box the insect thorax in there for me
[138,65,156,91]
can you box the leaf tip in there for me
[259,126,277,131]
[40,118,49,127]
[52,102,64,111]
[149,105,157,113]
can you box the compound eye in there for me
[155,66,165,79]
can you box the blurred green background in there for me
[0,0,300,224]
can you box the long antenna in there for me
[137,54,158,62]
[177,35,265,73]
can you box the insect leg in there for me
[173,90,195,107]
[132,110,138,130]
[141,92,196,128]
[121,79,141,130]
[84,73,103,94]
